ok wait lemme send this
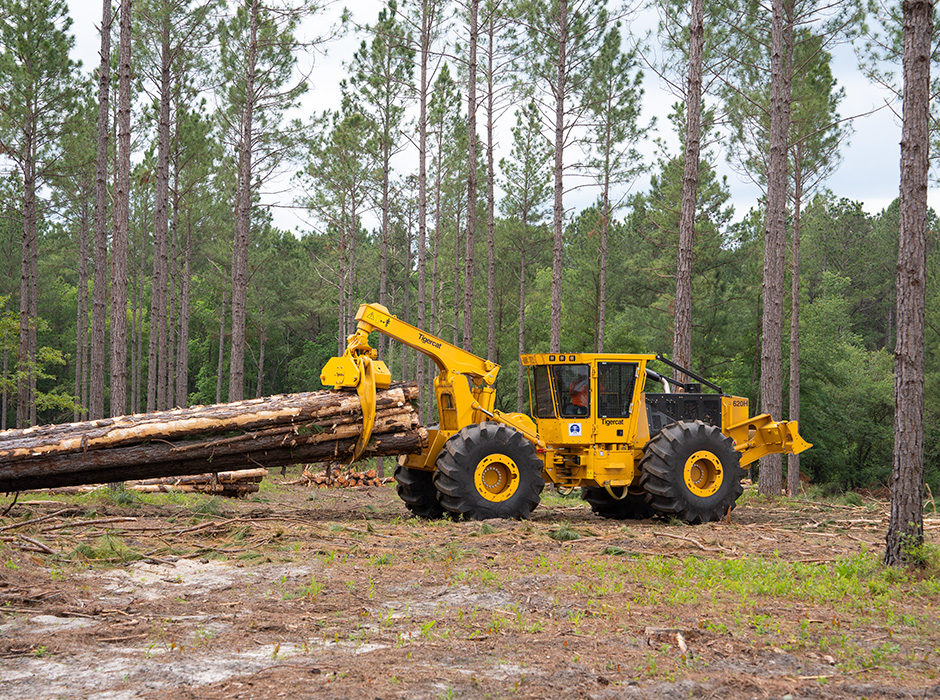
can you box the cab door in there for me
[594,361,643,445]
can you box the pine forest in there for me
[0,0,937,503]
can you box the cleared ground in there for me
[1,473,938,699]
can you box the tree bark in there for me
[516,229,528,412]
[0,385,423,492]
[110,0,132,419]
[16,146,33,428]
[148,20,173,412]
[463,0,479,353]
[486,12,496,363]
[787,145,804,497]
[229,0,260,403]
[758,0,792,497]
[886,0,932,568]
[416,1,431,425]
[550,0,568,353]
[255,302,265,398]
[90,0,112,422]
[672,0,704,379]
[216,288,227,404]
[176,220,191,408]
[76,199,90,421]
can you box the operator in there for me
[568,367,589,415]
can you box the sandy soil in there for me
[1,477,938,700]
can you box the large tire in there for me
[639,420,744,524]
[582,485,655,520]
[394,461,444,519]
[433,422,544,520]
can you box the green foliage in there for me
[799,272,895,487]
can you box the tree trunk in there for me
[598,180,609,353]
[486,12,496,363]
[255,301,265,398]
[167,192,179,406]
[454,203,462,346]
[758,0,792,497]
[787,146,804,497]
[516,228,528,413]
[216,288,227,404]
[110,0,132,419]
[28,160,38,427]
[176,219,191,408]
[1,341,7,429]
[90,0,112,422]
[550,0,568,353]
[16,145,34,428]
[148,27,172,412]
[416,3,430,425]
[463,0,479,353]
[672,0,704,379]
[378,109,391,362]
[886,0,931,568]
[76,199,90,421]
[229,0,259,403]
[0,385,425,493]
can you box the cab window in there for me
[554,364,590,417]
[533,365,556,418]
[598,362,637,418]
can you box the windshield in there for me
[554,364,590,418]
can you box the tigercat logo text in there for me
[418,332,442,349]
[602,418,624,426]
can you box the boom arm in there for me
[321,303,501,461]
[349,303,499,385]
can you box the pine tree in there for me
[516,0,613,352]
[0,0,80,426]
[886,0,932,568]
[219,0,310,402]
[348,0,414,359]
[582,19,647,353]
[500,100,552,410]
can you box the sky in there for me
[62,1,923,235]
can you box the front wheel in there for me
[639,420,744,524]
[433,422,544,520]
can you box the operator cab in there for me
[521,353,657,446]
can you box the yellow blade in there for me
[351,356,376,463]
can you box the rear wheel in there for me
[639,420,744,524]
[433,422,544,520]
[582,485,654,520]
[394,461,444,519]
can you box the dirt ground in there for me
[1,474,939,700]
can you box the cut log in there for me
[0,383,425,493]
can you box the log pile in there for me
[37,469,268,498]
[300,465,393,488]
[0,383,425,493]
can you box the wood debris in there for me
[298,465,393,488]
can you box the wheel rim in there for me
[474,453,520,503]
[684,450,724,497]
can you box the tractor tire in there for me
[433,422,544,520]
[581,486,655,520]
[394,462,444,519]
[639,420,744,524]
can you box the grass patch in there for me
[69,533,142,564]
[549,522,581,542]
[283,575,324,600]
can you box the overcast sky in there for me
[63,1,923,234]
